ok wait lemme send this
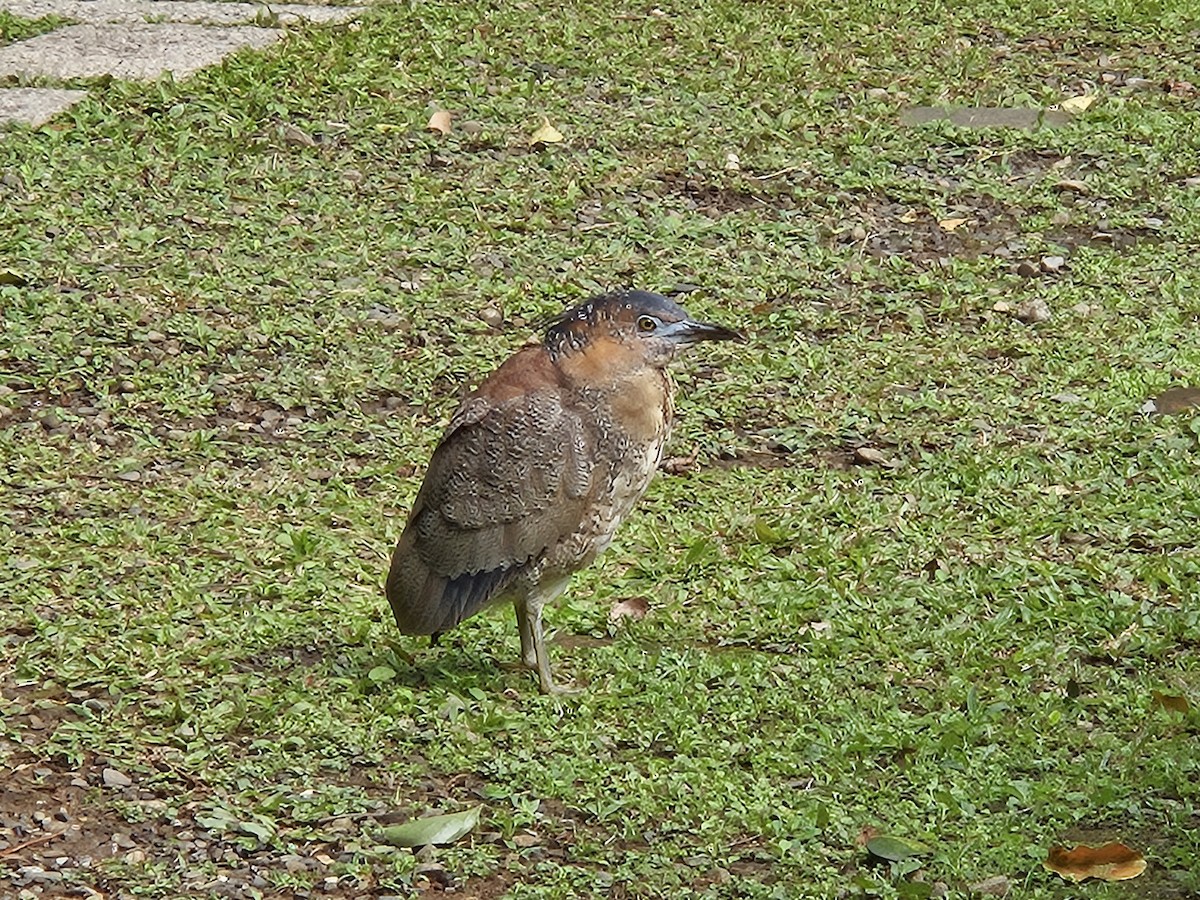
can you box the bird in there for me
[385,289,744,693]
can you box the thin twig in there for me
[749,166,800,181]
[0,829,68,858]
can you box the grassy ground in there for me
[2,0,1199,897]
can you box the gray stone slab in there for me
[0,23,282,80]
[0,0,363,26]
[900,106,1071,129]
[0,87,88,126]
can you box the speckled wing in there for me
[394,390,596,630]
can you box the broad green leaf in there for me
[866,835,932,861]
[753,517,783,544]
[368,665,397,683]
[379,806,482,848]
[238,820,275,842]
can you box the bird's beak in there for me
[662,317,748,345]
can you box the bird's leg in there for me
[527,602,562,694]
[522,578,581,695]
[514,601,538,669]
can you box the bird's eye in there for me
[636,315,657,332]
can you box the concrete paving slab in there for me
[0,23,282,80]
[0,87,88,127]
[0,0,363,26]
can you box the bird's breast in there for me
[544,368,673,572]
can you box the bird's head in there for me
[546,290,745,366]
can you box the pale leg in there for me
[522,577,578,694]
[515,600,537,669]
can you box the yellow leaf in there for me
[1060,95,1097,113]
[1044,842,1146,883]
[938,217,969,232]
[529,117,564,146]
[427,110,452,135]
[898,209,919,224]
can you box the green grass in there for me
[0,11,69,46]
[2,0,1199,897]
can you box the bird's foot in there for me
[540,676,585,696]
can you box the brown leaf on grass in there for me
[969,874,1011,896]
[1151,690,1190,714]
[1043,842,1147,883]
[853,446,898,468]
[427,110,452,134]
[938,217,969,232]
[661,451,698,475]
[854,825,882,847]
[1143,386,1200,415]
[609,597,650,621]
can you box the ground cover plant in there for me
[2,0,1199,896]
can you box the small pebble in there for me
[102,768,133,787]
[1015,298,1052,324]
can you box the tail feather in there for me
[386,530,516,634]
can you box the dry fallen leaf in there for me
[427,110,452,134]
[969,874,1011,896]
[938,217,969,232]
[1151,690,1190,714]
[529,117,564,146]
[854,825,882,847]
[1060,94,1097,113]
[1144,386,1200,415]
[853,446,898,468]
[610,597,650,621]
[1044,842,1147,883]
[1054,179,1089,194]
[661,452,698,475]
[898,209,920,224]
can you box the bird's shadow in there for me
[374,636,522,692]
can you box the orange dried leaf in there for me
[1151,690,1190,714]
[1044,842,1146,883]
